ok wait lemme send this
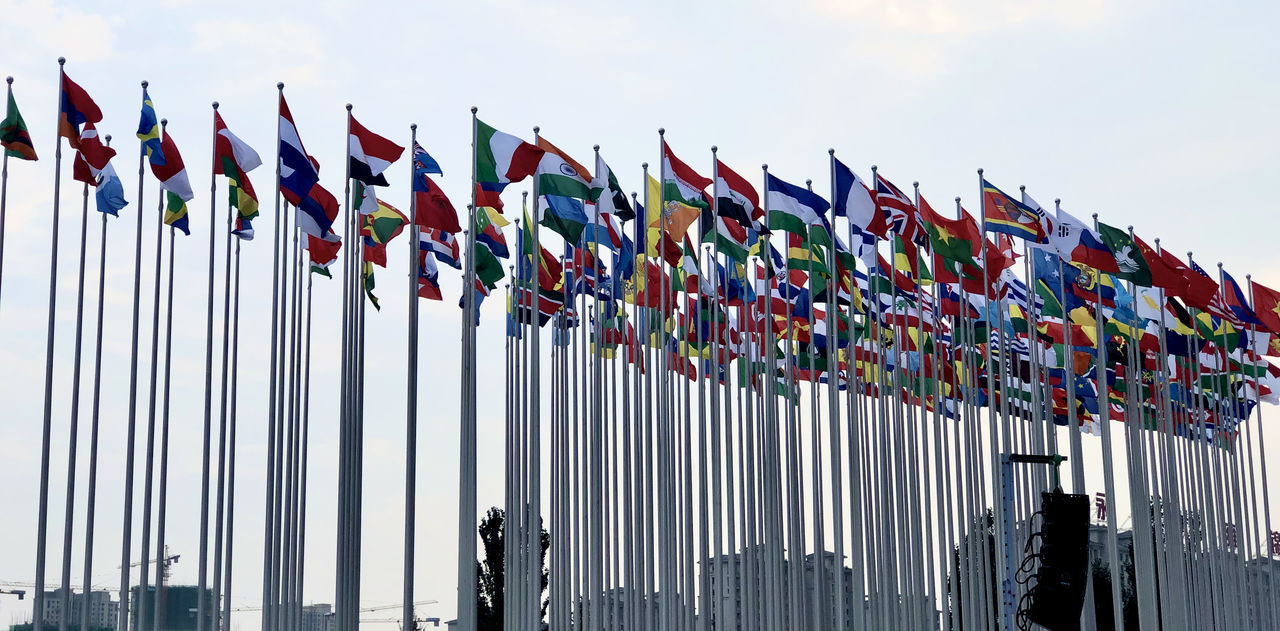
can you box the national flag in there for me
[418,246,442,300]
[279,96,340,239]
[214,112,262,223]
[982,178,1047,242]
[766,172,828,238]
[1188,259,1235,324]
[534,139,593,242]
[661,141,712,211]
[874,173,926,247]
[72,123,126,216]
[422,228,461,269]
[646,175,696,265]
[303,232,341,277]
[1,88,36,160]
[414,172,462,234]
[715,159,761,231]
[363,261,381,310]
[1222,270,1262,328]
[1096,223,1151,287]
[474,206,510,259]
[150,132,194,236]
[702,215,750,264]
[1047,207,1119,273]
[57,70,102,149]
[475,119,543,212]
[233,217,254,241]
[833,157,885,236]
[348,114,404,186]
[357,182,409,267]
[413,142,442,176]
[136,88,164,165]
[592,153,635,222]
[919,195,979,266]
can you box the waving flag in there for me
[982,178,1047,242]
[715,159,761,232]
[214,112,262,225]
[592,153,634,222]
[765,172,828,237]
[875,173,926,247]
[1096,223,1151,287]
[422,228,461,269]
[279,95,340,240]
[136,89,164,165]
[150,132,195,235]
[475,119,543,211]
[1047,207,1119,273]
[1222,270,1262,327]
[833,157,884,236]
[1,87,36,160]
[414,175,461,234]
[348,114,404,186]
[303,232,341,277]
[661,141,712,211]
[72,123,126,216]
[418,246,442,300]
[57,69,102,149]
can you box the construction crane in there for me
[117,546,180,582]
[0,588,26,600]
[231,599,438,614]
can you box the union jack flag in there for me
[875,173,928,248]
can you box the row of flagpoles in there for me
[4,57,1280,631]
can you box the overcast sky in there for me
[1,0,1279,628]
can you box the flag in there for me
[715,159,760,231]
[279,96,340,239]
[422,228,461,269]
[233,217,254,241]
[661,141,712,210]
[363,261,380,310]
[475,206,510,259]
[303,232,341,276]
[357,182,409,267]
[57,70,102,149]
[833,157,885,236]
[1096,223,1151,287]
[874,173,926,246]
[919,195,979,266]
[592,153,634,222]
[765,172,828,236]
[475,119,543,211]
[414,172,462,234]
[533,136,593,242]
[413,141,442,176]
[982,178,1047,242]
[1222,270,1262,328]
[136,88,164,165]
[646,175,696,264]
[214,111,262,223]
[418,245,442,300]
[348,114,404,186]
[73,123,126,216]
[1047,207,1119,273]
[703,215,750,263]
[1,88,36,160]
[150,132,195,235]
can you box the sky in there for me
[1,0,1279,628]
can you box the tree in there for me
[477,506,550,631]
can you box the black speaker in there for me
[1026,491,1091,631]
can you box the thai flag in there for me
[279,95,339,240]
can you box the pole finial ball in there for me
[642,162,648,170]
[955,197,961,203]
[212,101,219,109]
[58,57,66,65]
[345,103,353,111]
[410,123,417,131]
[470,106,478,114]
[160,118,168,126]
[593,144,600,152]
[5,76,11,85]
[828,148,835,155]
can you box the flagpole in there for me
[115,77,148,631]
[221,221,243,631]
[210,104,235,631]
[529,125,544,631]
[0,76,11,309]
[1246,275,1279,625]
[33,59,68,631]
[140,118,172,631]
[80,133,113,631]
[56,174,90,631]
[297,255,313,631]
[707,149,724,631]
[456,103,480,631]
[153,221,176,631]
[263,82,284,631]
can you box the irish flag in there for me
[475,119,543,212]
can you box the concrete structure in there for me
[38,589,119,630]
[300,603,335,631]
[127,585,213,631]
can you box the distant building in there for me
[300,603,335,631]
[128,585,214,631]
[36,588,119,630]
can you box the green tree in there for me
[477,507,550,631]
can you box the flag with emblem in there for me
[150,131,195,235]
[1,86,36,160]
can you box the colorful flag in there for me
[303,232,341,276]
[136,88,164,165]
[414,171,462,234]
[592,153,635,222]
[422,228,461,269]
[534,136,592,243]
[832,157,883,236]
[475,206,510,259]
[1222,270,1262,327]
[57,70,102,149]
[715,159,761,231]
[214,112,262,223]
[765,172,828,236]
[73,123,126,216]
[1047,207,1119,273]
[413,141,442,176]
[703,215,750,263]
[348,114,404,186]
[363,261,380,310]
[357,182,409,267]
[1096,223,1151,287]
[875,173,926,246]
[150,132,194,235]
[646,174,696,265]
[418,246,442,300]
[981,178,1047,242]
[279,96,340,240]
[661,141,711,211]
[1,88,36,160]
[475,119,543,212]
[919,195,979,266]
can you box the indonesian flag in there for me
[149,132,194,202]
[348,114,404,187]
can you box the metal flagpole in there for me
[115,77,148,631]
[1246,275,1279,626]
[56,173,89,631]
[824,149,848,631]
[297,261,313,631]
[152,222,176,631]
[263,83,285,631]
[404,122,420,631]
[0,76,12,308]
[456,104,481,631]
[529,125,544,631]
[34,58,68,631]
[210,106,235,631]
[222,221,244,631]
[81,133,114,631]
[707,148,724,631]
[140,118,172,631]
[196,101,221,631]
